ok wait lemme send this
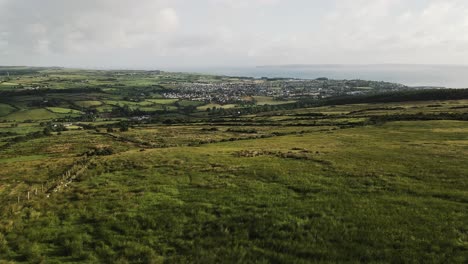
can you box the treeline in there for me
[110,85,172,97]
[0,87,102,97]
[0,131,47,150]
[208,89,468,117]
[311,89,468,106]
[209,103,298,116]
[368,112,468,124]
[0,67,49,76]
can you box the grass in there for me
[197,103,238,111]
[0,119,466,263]
[147,99,179,105]
[4,109,59,121]
[253,96,296,105]
[74,101,103,108]
[178,100,205,107]
[0,103,16,117]
[104,100,154,107]
[0,68,467,263]
[0,118,468,262]
[0,154,48,164]
[0,123,42,135]
[46,107,84,115]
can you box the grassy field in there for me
[0,101,467,263]
[4,109,60,121]
[146,99,179,105]
[253,96,297,105]
[0,103,16,117]
[74,101,103,108]
[197,103,238,111]
[46,107,84,115]
[0,68,467,263]
[0,119,466,263]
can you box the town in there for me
[162,77,410,104]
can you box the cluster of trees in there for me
[0,87,102,97]
[106,121,131,132]
[208,104,299,117]
[227,128,258,134]
[113,85,169,98]
[368,112,468,124]
[40,122,68,136]
[111,105,145,117]
[83,146,114,156]
[1,131,46,149]
[0,67,45,76]
[27,98,61,107]
[0,131,17,137]
[312,88,468,106]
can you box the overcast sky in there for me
[1,0,467,69]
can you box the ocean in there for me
[172,65,468,88]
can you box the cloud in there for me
[0,0,467,67]
[209,0,281,8]
[311,0,468,63]
[0,0,179,55]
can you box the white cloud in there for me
[0,0,467,67]
[209,0,281,8]
[156,8,180,33]
[302,0,468,63]
[0,0,180,55]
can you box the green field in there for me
[0,82,19,86]
[253,96,296,105]
[0,103,16,116]
[46,107,84,115]
[177,100,205,107]
[146,99,179,105]
[197,103,238,111]
[1,118,467,263]
[4,109,59,121]
[74,100,103,108]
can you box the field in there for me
[253,96,296,105]
[0,103,16,117]
[0,68,467,263]
[197,103,238,111]
[74,101,103,108]
[46,107,84,115]
[4,109,60,121]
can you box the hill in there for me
[0,68,466,263]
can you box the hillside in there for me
[0,69,467,263]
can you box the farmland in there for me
[0,67,467,263]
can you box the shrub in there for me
[20,242,44,263]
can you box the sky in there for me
[1,0,468,69]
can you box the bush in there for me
[62,233,92,259]
[84,147,114,156]
[201,127,218,131]
[227,128,257,134]
[0,232,9,254]
[20,242,44,263]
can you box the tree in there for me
[118,122,129,132]
[43,127,52,136]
